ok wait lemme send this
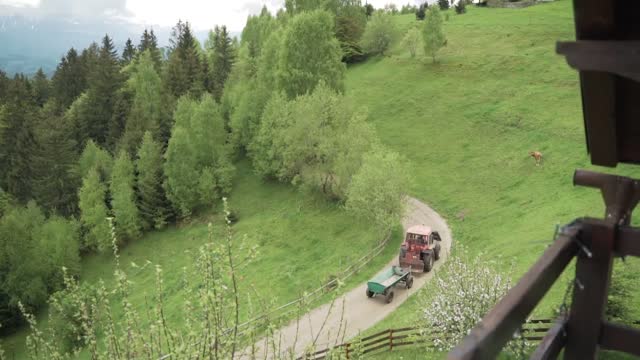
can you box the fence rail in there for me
[298,319,566,360]
[158,231,393,359]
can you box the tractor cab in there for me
[399,225,442,273]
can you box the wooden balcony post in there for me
[564,220,614,359]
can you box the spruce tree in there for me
[136,131,170,229]
[107,87,133,152]
[78,168,111,252]
[138,29,163,71]
[0,69,8,104]
[110,151,141,242]
[164,21,204,99]
[121,38,137,65]
[51,48,87,110]
[83,35,123,146]
[207,25,236,101]
[31,68,50,107]
[32,105,80,217]
[0,75,37,202]
[120,51,163,154]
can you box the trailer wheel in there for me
[434,244,441,260]
[424,255,434,272]
[366,289,374,298]
[385,290,394,304]
[406,277,414,289]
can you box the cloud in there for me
[39,0,131,18]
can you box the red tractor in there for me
[399,225,442,273]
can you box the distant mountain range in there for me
[0,14,226,76]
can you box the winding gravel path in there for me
[243,197,452,359]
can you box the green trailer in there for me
[366,266,413,304]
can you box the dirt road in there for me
[242,197,452,359]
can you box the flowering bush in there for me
[420,248,529,357]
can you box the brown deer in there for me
[530,151,543,166]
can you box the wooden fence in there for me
[298,319,557,360]
[158,231,392,359]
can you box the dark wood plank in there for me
[565,220,615,359]
[530,318,567,360]
[447,227,580,360]
[599,322,640,356]
[557,41,640,82]
[616,227,640,257]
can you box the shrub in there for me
[455,1,467,14]
[438,0,450,10]
[420,248,530,356]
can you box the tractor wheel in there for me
[385,290,395,304]
[406,277,414,289]
[424,255,434,272]
[434,244,441,260]
[366,289,374,298]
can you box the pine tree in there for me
[207,26,236,101]
[31,68,50,107]
[121,38,137,65]
[423,5,446,63]
[138,29,163,71]
[83,35,124,146]
[32,104,80,217]
[78,168,111,252]
[164,20,204,99]
[110,151,141,242]
[120,51,163,155]
[0,75,37,202]
[51,48,87,110]
[136,131,171,229]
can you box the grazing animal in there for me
[530,151,543,166]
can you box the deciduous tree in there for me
[401,27,421,58]
[277,10,345,98]
[78,168,111,252]
[110,151,141,241]
[423,5,446,63]
[361,11,396,55]
[346,147,410,231]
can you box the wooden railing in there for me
[449,170,640,359]
[298,319,557,360]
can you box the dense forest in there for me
[0,0,411,336]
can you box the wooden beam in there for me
[530,318,568,360]
[557,41,640,82]
[616,227,640,257]
[447,227,580,360]
[599,322,640,357]
[565,220,615,359]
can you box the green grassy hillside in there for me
[346,1,640,358]
[2,161,400,358]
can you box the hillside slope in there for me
[345,1,640,357]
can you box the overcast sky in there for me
[0,0,424,32]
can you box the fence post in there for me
[345,343,350,360]
[390,329,394,351]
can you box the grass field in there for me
[345,1,640,358]
[1,160,402,358]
